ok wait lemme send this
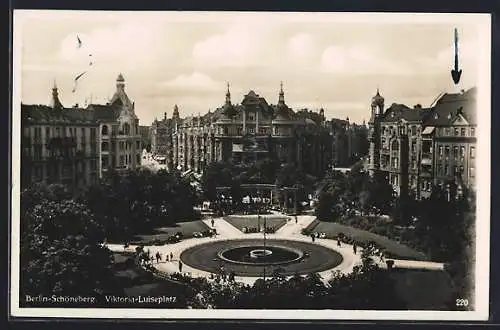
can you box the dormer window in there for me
[434,113,439,119]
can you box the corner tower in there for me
[368,87,384,176]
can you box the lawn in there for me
[390,269,455,310]
[224,215,288,233]
[110,252,189,308]
[307,221,427,261]
[131,220,211,245]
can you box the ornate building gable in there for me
[109,73,137,121]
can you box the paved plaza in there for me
[107,214,444,286]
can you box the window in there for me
[459,165,464,174]
[470,127,475,136]
[81,127,85,137]
[454,165,458,175]
[249,127,255,134]
[411,126,417,135]
[460,146,465,157]
[391,140,399,151]
[102,142,109,152]
[259,127,266,135]
[274,126,280,135]
[445,146,450,156]
[45,127,50,139]
[112,125,118,135]
[56,127,61,137]
[438,164,443,175]
[453,146,459,158]
[123,123,131,135]
[119,155,124,166]
[101,125,108,135]
[102,157,108,169]
[90,128,97,140]
[460,128,466,136]
[136,154,141,164]
[444,165,449,175]
[34,145,42,160]
[119,142,125,151]
[439,146,443,156]
[445,128,450,136]
[248,112,255,121]
[470,167,475,177]
[136,141,141,149]
[128,154,131,163]
[470,146,475,159]
[454,128,459,136]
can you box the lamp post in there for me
[263,213,267,282]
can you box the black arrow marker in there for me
[451,28,462,85]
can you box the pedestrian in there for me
[170,252,174,261]
[337,239,341,247]
[165,253,169,262]
[379,251,385,262]
[311,233,315,243]
[295,215,298,224]
[211,217,215,228]
[156,251,161,263]
[178,260,183,273]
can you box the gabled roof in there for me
[423,87,477,126]
[380,103,431,123]
[86,104,122,121]
[109,88,133,109]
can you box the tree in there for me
[200,162,234,202]
[20,199,116,298]
[366,172,395,215]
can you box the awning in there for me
[422,126,435,135]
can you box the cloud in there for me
[320,44,414,75]
[159,72,222,91]
[191,23,276,67]
[286,33,317,63]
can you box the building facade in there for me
[328,118,369,168]
[368,87,477,199]
[21,74,143,191]
[150,105,180,169]
[21,83,100,190]
[420,88,477,199]
[171,84,332,176]
[86,74,142,176]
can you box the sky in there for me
[15,11,489,125]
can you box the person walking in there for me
[337,238,341,247]
[295,215,298,224]
[156,251,161,263]
[178,260,183,273]
[353,243,357,254]
[211,217,215,228]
